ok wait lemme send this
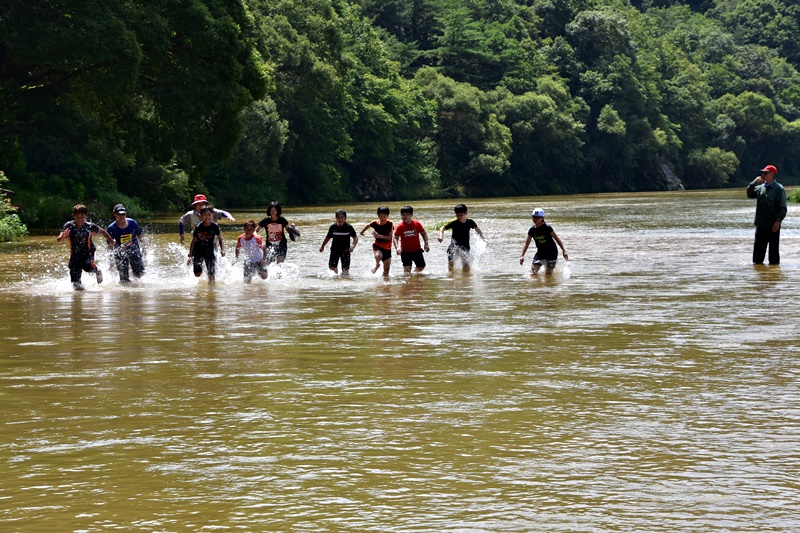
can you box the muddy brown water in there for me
[1,190,799,531]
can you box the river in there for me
[1,189,799,531]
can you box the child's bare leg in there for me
[382,258,391,276]
[545,265,555,276]
[371,251,381,273]
[207,257,217,284]
[341,269,349,276]
[447,260,455,272]
[531,263,542,275]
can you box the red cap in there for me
[191,194,208,206]
[760,165,778,175]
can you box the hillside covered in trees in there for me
[2,0,800,226]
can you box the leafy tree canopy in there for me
[4,0,800,227]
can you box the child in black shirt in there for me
[188,206,226,284]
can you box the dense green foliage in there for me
[0,171,28,241]
[2,0,800,225]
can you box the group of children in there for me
[58,198,569,289]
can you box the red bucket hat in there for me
[191,194,209,206]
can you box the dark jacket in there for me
[747,179,787,228]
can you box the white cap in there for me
[531,208,545,218]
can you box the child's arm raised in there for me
[287,222,300,241]
[56,227,69,243]
[215,208,235,222]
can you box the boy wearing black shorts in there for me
[437,203,485,272]
[393,205,430,273]
[57,204,114,290]
[519,207,568,275]
[360,206,395,276]
[187,206,226,284]
[320,209,358,275]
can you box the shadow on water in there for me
[753,263,787,283]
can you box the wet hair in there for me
[268,201,282,217]
[400,205,413,215]
[244,219,256,228]
[454,204,468,214]
[377,206,390,215]
[199,206,214,215]
[72,204,88,215]
[335,209,347,218]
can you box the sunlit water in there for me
[1,190,799,531]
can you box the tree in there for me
[685,147,739,188]
[415,67,512,196]
[491,79,587,194]
[0,0,267,216]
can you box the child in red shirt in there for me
[393,205,430,273]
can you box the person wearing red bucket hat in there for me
[178,194,235,245]
[746,164,786,264]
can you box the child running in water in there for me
[320,209,358,275]
[519,207,568,275]
[234,220,268,283]
[187,206,226,284]
[360,206,395,276]
[256,201,299,265]
[437,203,485,272]
[393,205,429,273]
[57,204,114,290]
[107,203,146,284]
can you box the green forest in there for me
[2,0,800,227]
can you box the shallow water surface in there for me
[1,190,799,531]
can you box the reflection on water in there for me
[1,190,800,531]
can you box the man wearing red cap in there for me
[178,194,235,245]
[746,164,787,264]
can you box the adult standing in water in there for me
[256,201,299,264]
[178,194,235,245]
[107,204,146,283]
[746,164,787,265]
